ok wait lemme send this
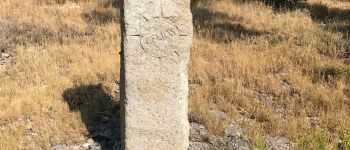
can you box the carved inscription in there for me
[122,0,192,149]
[140,18,180,58]
[143,28,178,46]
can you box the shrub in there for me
[317,32,350,58]
[0,18,54,48]
[235,0,304,10]
[312,66,350,84]
[82,7,119,25]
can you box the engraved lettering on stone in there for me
[121,0,192,149]
[140,19,180,58]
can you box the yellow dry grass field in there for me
[0,0,349,149]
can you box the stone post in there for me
[120,0,193,149]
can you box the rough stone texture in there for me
[190,122,209,142]
[189,142,212,150]
[208,109,228,121]
[51,145,67,150]
[188,122,253,150]
[266,136,290,150]
[120,0,193,149]
[209,134,253,150]
[0,52,14,73]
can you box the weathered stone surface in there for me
[189,122,253,150]
[190,122,209,142]
[266,136,290,150]
[208,109,228,121]
[51,145,67,150]
[189,142,212,150]
[120,0,193,149]
[0,52,14,73]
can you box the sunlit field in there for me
[0,0,349,149]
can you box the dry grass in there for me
[0,0,349,149]
[0,0,119,149]
[189,0,350,149]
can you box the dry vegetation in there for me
[0,0,349,149]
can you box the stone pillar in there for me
[120,0,193,149]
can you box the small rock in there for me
[307,117,318,127]
[189,83,200,89]
[209,135,227,149]
[266,136,290,150]
[281,81,293,92]
[26,118,37,136]
[189,142,212,150]
[226,137,252,150]
[0,52,14,73]
[60,2,80,10]
[70,146,80,150]
[225,123,252,150]
[26,119,32,128]
[1,53,10,58]
[190,122,209,142]
[208,109,228,121]
[225,122,243,137]
[258,93,272,106]
[51,145,67,150]
[28,132,38,137]
[208,122,253,150]
[281,80,300,98]
[87,138,95,143]
[83,143,90,149]
[338,139,344,150]
[83,139,102,150]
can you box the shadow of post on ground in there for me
[62,84,121,150]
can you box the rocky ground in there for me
[0,52,14,73]
[190,109,292,150]
[0,52,313,150]
[1,0,349,149]
[50,115,291,150]
[49,85,291,150]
